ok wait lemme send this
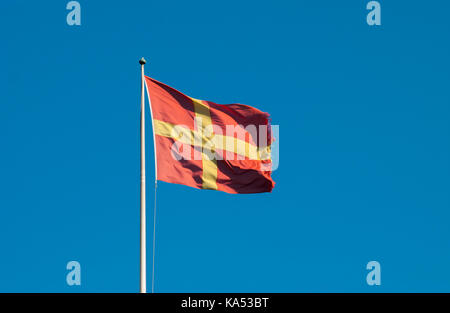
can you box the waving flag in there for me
[145,76,275,194]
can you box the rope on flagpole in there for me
[152,180,157,293]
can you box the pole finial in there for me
[139,57,146,65]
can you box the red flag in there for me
[145,76,275,194]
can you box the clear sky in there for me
[1,1,450,292]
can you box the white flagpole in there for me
[139,57,147,293]
[143,69,159,294]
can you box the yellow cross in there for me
[152,98,271,190]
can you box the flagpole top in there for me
[139,57,146,65]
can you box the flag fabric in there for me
[144,76,275,194]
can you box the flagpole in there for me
[142,65,159,294]
[139,57,147,293]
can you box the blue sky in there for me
[1,1,450,292]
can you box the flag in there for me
[145,76,275,194]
